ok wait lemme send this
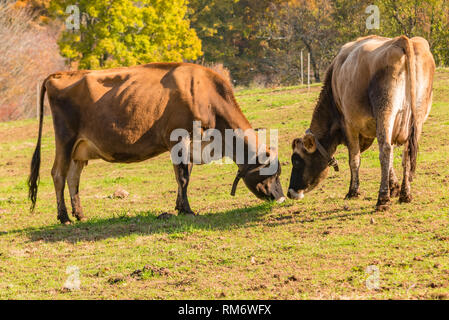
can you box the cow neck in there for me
[309,75,343,158]
[310,119,340,157]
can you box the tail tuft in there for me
[28,141,41,211]
[28,79,46,212]
[408,122,418,181]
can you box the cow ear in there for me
[303,133,316,153]
[292,138,302,151]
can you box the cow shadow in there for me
[8,203,373,244]
[24,203,275,243]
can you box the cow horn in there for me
[230,173,242,196]
[230,164,266,196]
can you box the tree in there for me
[189,0,288,85]
[431,2,449,66]
[261,0,337,83]
[51,0,203,69]
[331,0,374,42]
[378,0,449,66]
[188,0,241,63]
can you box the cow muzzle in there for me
[276,196,286,204]
[287,189,304,200]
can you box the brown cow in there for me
[28,63,284,224]
[287,35,435,211]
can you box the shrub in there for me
[0,2,65,121]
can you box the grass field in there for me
[1,71,449,300]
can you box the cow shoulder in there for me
[165,64,237,119]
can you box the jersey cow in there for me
[28,63,284,224]
[287,35,435,211]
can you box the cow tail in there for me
[28,78,47,211]
[402,36,418,179]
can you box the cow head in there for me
[287,131,339,200]
[231,154,285,203]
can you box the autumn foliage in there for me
[0,2,65,121]
[1,0,449,121]
[50,0,203,69]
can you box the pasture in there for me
[0,70,448,300]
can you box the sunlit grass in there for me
[0,71,448,299]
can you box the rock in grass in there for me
[130,265,170,279]
[108,277,126,285]
[113,187,129,199]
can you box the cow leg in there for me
[345,135,374,200]
[51,153,72,224]
[399,141,413,203]
[173,163,195,215]
[389,165,401,198]
[50,109,77,225]
[67,160,87,221]
[345,132,361,199]
[376,126,394,211]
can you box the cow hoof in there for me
[399,194,412,203]
[58,213,72,225]
[73,213,87,222]
[59,219,72,225]
[376,204,390,212]
[157,212,176,220]
[345,191,361,200]
[390,184,401,198]
[179,211,196,216]
[376,199,390,212]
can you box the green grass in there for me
[1,72,449,299]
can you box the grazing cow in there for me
[28,63,284,224]
[287,35,435,211]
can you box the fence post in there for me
[36,82,40,119]
[301,50,304,85]
[307,52,310,92]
